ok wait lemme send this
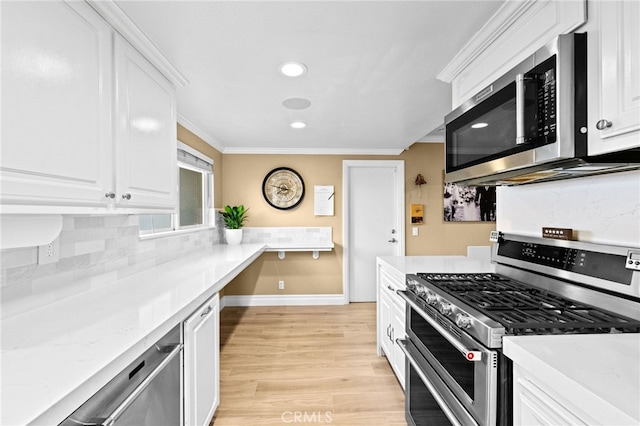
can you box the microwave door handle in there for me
[515,73,526,145]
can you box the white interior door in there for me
[343,160,404,302]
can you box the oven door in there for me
[398,338,478,426]
[401,292,498,426]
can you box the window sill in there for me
[139,225,217,241]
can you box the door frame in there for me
[342,160,405,304]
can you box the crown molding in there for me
[222,147,405,156]
[437,0,537,83]
[177,112,227,153]
[87,0,188,88]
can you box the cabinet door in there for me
[391,299,406,389]
[514,377,587,425]
[0,1,113,211]
[379,289,392,360]
[114,35,177,211]
[588,0,640,155]
[184,293,220,426]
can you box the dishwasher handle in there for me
[102,343,182,426]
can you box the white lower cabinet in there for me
[183,293,220,426]
[512,364,591,425]
[377,262,406,389]
[513,372,586,425]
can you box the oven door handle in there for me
[397,339,472,426]
[397,290,483,362]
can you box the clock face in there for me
[262,167,305,210]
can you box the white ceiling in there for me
[116,1,503,154]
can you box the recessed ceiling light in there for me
[290,121,307,129]
[471,122,489,129]
[279,62,307,77]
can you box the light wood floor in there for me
[211,303,406,425]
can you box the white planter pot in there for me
[225,228,243,245]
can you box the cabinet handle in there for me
[596,119,612,130]
[387,285,394,291]
[121,193,132,200]
[386,324,391,338]
[390,327,394,343]
[105,192,116,199]
[388,238,398,243]
[200,305,213,317]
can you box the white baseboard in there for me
[221,294,346,308]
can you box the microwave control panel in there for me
[525,55,557,145]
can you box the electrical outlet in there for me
[412,227,419,236]
[37,239,59,264]
[278,280,285,290]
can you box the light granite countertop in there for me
[377,246,495,276]
[1,243,265,426]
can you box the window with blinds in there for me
[139,142,214,236]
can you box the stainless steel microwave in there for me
[444,33,640,186]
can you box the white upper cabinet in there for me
[114,36,177,211]
[1,1,113,212]
[0,0,181,214]
[585,0,640,156]
[438,0,586,109]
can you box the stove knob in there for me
[426,291,438,306]
[456,313,472,329]
[439,301,452,315]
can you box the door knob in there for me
[388,238,398,243]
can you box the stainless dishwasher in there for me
[59,324,182,426]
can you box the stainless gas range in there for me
[397,233,640,426]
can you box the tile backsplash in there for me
[0,214,224,314]
[241,226,333,246]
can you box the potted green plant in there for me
[221,205,248,245]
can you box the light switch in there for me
[412,227,419,236]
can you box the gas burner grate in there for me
[491,306,640,335]
[416,272,640,335]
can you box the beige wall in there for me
[222,143,495,296]
[402,143,496,255]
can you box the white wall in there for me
[496,170,640,246]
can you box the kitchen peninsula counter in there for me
[504,334,640,424]
[377,246,494,275]
[1,243,265,426]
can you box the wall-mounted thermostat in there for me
[625,250,640,271]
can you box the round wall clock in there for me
[262,167,305,210]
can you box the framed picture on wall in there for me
[444,182,496,222]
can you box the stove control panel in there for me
[498,240,634,284]
[626,250,640,271]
